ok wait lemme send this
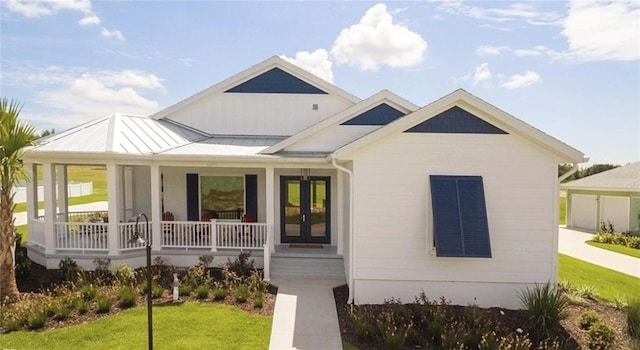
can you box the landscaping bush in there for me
[253,289,263,309]
[76,299,89,314]
[14,240,32,279]
[96,295,113,314]
[235,285,249,303]
[227,251,255,278]
[628,299,640,339]
[118,286,137,309]
[178,284,193,297]
[182,265,211,289]
[587,322,616,349]
[577,285,598,300]
[59,257,83,281]
[27,312,47,330]
[518,283,568,338]
[196,285,210,300]
[151,283,164,299]
[113,264,137,286]
[349,304,377,341]
[198,254,214,268]
[80,284,98,301]
[580,311,602,330]
[53,304,72,321]
[212,287,228,301]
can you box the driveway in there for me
[558,227,640,278]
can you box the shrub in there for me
[587,322,616,349]
[196,285,210,300]
[227,251,255,278]
[15,244,32,279]
[213,287,228,301]
[53,304,72,321]
[76,299,89,314]
[96,295,113,314]
[235,285,249,303]
[182,265,211,289]
[580,311,602,330]
[151,283,164,299]
[178,284,193,297]
[253,290,264,308]
[80,284,98,301]
[349,305,377,341]
[118,286,137,309]
[198,254,214,268]
[27,312,47,330]
[113,264,137,286]
[518,283,568,338]
[629,300,640,339]
[576,285,598,300]
[59,257,83,281]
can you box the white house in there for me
[24,57,586,308]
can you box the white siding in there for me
[166,94,353,136]
[351,133,558,308]
[285,125,381,152]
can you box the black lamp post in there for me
[129,213,153,350]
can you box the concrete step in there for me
[270,255,345,279]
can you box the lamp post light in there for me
[128,213,153,350]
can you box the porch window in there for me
[430,175,492,258]
[200,176,244,220]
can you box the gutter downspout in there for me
[558,163,579,183]
[331,156,355,304]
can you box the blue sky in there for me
[1,1,638,165]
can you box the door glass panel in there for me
[284,180,301,237]
[309,179,327,238]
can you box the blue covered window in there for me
[430,175,492,258]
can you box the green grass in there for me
[13,165,107,213]
[0,302,271,349]
[559,196,566,225]
[559,253,640,303]
[16,225,27,244]
[586,241,640,258]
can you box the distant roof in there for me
[26,113,206,156]
[561,162,640,192]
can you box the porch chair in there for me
[240,213,256,245]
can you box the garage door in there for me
[571,194,597,231]
[600,196,630,232]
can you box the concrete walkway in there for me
[13,201,109,226]
[558,227,640,278]
[269,277,346,350]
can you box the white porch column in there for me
[265,166,275,252]
[106,163,120,256]
[336,170,343,255]
[56,165,68,222]
[42,162,56,254]
[150,164,162,251]
[25,163,37,243]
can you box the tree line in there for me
[558,163,619,183]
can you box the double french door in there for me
[280,176,330,244]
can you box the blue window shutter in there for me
[245,175,258,220]
[430,175,491,258]
[186,173,199,221]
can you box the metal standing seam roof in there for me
[561,161,640,191]
[29,113,207,155]
[159,136,286,156]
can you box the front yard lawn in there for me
[558,253,640,303]
[0,302,271,350]
[586,241,640,258]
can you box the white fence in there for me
[13,182,93,204]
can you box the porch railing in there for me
[29,218,45,249]
[55,222,108,251]
[119,221,151,251]
[161,220,268,250]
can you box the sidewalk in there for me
[558,227,640,278]
[269,277,345,350]
[13,201,109,226]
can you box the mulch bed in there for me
[333,284,633,349]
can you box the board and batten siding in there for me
[165,93,353,136]
[350,132,559,309]
[285,125,381,152]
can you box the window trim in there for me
[428,175,492,258]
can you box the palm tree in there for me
[0,98,37,302]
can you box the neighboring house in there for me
[24,57,585,308]
[561,161,640,233]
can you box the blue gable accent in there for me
[341,103,406,126]
[405,106,507,134]
[225,67,328,94]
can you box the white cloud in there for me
[1,62,163,130]
[475,45,508,56]
[331,3,427,70]
[3,0,124,41]
[562,0,640,61]
[280,49,334,83]
[473,63,492,85]
[437,2,563,26]
[502,71,541,89]
[101,28,125,41]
